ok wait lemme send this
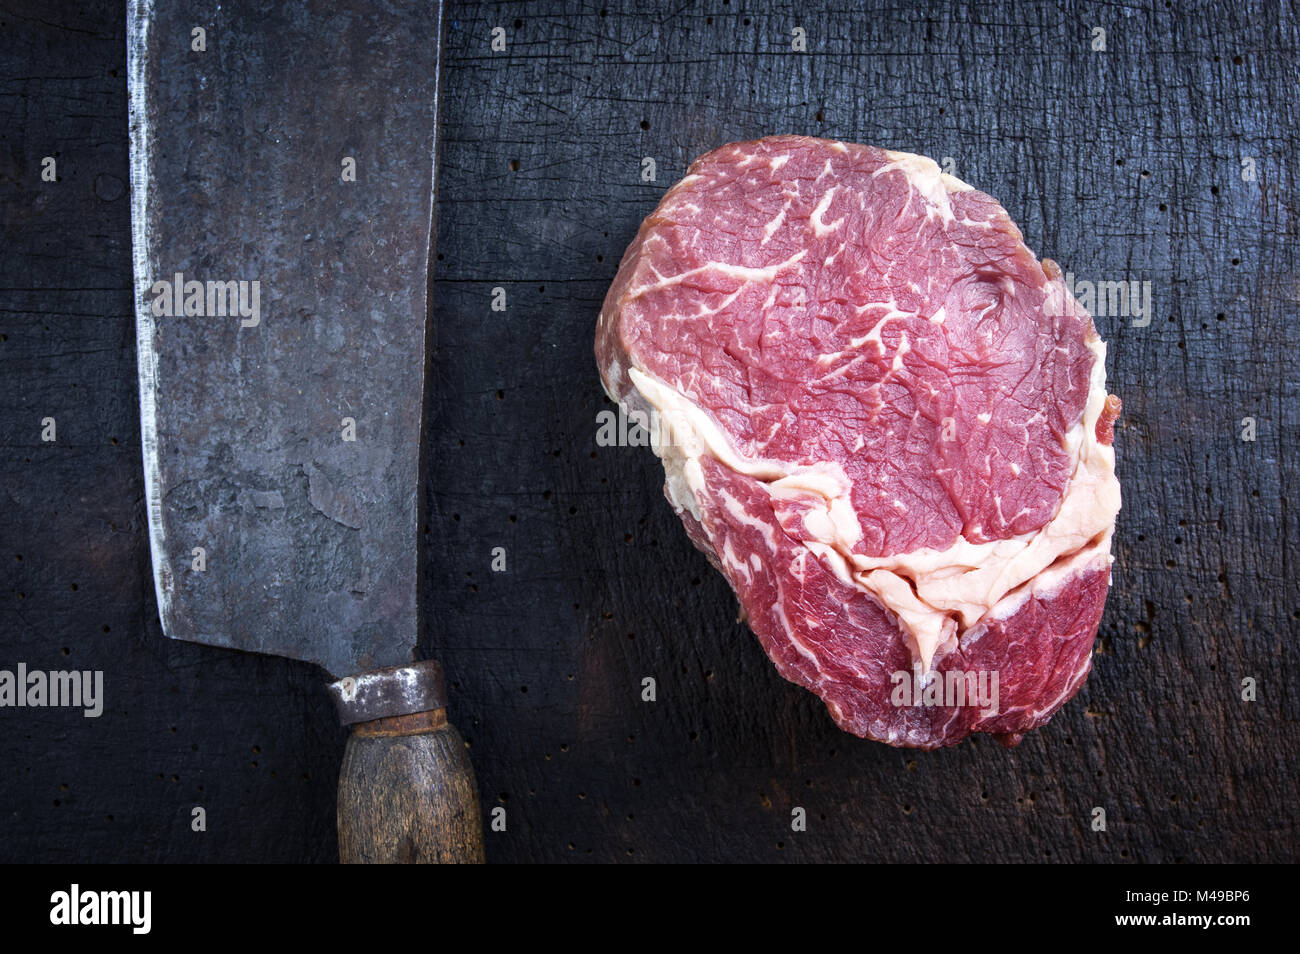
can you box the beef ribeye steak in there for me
[596,136,1122,748]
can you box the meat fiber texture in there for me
[596,136,1122,749]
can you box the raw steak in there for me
[596,136,1122,748]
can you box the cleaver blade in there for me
[128,0,439,679]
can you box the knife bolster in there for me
[327,659,448,725]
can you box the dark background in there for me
[2,0,1296,862]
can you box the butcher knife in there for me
[127,0,483,862]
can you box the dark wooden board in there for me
[1,0,1296,862]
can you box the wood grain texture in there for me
[337,714,485,864]
[0,0,1296,862]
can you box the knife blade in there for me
[127,0,482,863]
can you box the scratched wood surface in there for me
[1,0,1296,862]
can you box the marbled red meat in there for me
[597,136,1121,748]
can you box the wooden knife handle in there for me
[329,661,485,864]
